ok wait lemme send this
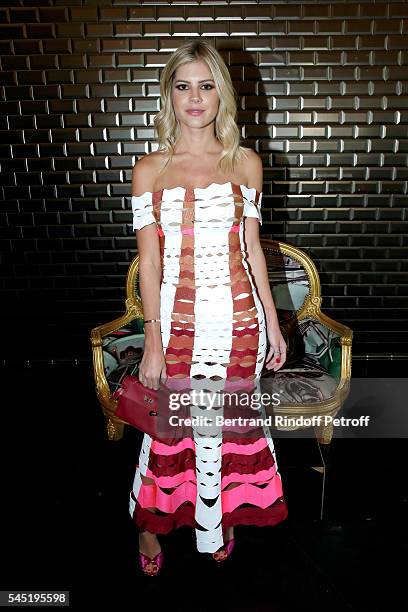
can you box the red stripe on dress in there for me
[146,442,275,479]
[130,497,288,535]
[226,185,259,380]
[164,347,194,359]
[232,327,259,338]
[153,189,165,280]
[169,326,195,337]
[164,187,196,379]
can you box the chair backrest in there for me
[261,238,318,318]
[263,239,350,380]
[93,239,348,398]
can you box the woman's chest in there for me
[151,184,245,233]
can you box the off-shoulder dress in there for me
[129,181,288,553]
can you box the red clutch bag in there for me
[112,375,192,444]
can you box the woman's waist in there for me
[160,272,255,290]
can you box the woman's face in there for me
[171,59,220,130]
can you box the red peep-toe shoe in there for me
[212,537,235,563]
[139,548,164,577]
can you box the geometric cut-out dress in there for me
[129,181,288,553]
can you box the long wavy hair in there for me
[153,40,249,176]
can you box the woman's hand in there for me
[265,324,287,372]
[138,348,167,390]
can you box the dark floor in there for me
[1,358,407,611]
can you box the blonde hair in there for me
[153,40,249,176]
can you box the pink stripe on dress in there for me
[151,431,270,458]
[137,471,283,514]
[221,464,277,489]
[222,436,269,455]
[222,476,284,513]
[144,467,197,488]
[137,480,197,513]
[143,464,277,490]
[151,436,195,456]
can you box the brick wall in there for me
[1,1,407,363]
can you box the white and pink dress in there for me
[129,181,288,553]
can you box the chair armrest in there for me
[297,309,352,384]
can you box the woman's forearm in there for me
[246,245,280,329]
[139,260,164,352]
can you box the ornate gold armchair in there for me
[90,239,352,445]
[259,240,352,444]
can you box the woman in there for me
[130,40,288,576]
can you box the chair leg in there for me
[106,417,125,441]
[314,422,333,445]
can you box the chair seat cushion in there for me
[260,355,339,404]
[278,315,342,382]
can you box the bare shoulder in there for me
[131,151,166,196]
[239,147,263,191]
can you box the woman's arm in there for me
[244,237,280,330]
[132,157,166,387]
[243,151,286,370]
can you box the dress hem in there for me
[131,498,289,536]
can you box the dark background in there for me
[1,0,407,365]
[1,3,408,610]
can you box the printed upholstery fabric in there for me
[260,249,343,402]
[102,318,145,394]
[129,182,288,553]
